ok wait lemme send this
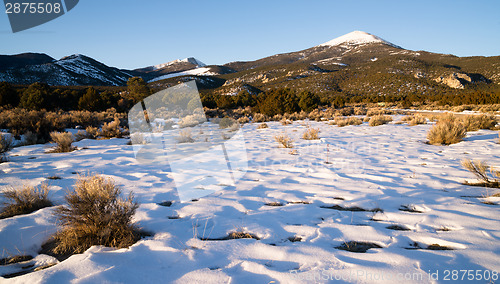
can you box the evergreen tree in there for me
[20,82,50,110]
[78,87,103,111]
[298,91,320,112]
[235,90,256,107]
[256,88,299,116]
[0,82,19,107]
[127,77,150,103]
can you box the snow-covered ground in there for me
[1,118,500,283]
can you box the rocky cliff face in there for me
[434,72,473,89]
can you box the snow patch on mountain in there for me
[318,31,401,48]
[53,54,130,85]
[148,67,216,82]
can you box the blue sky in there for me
[1,0,499,69]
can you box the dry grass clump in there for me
[427,115,466,145]
[253,113,268,123]
[402,114,427,126]
[257,123,269,129]
[237,116,250,124]
[0,133,13,162]
[275,134,293,148]
[461,159,500,188]
[177,129,195,143]
[75,126,99,141]
[461,114,497,131]
[302,128,320,140]
[85,126,100,139]
[218,117,237,129]
[178,113,205,128]
[280,118,293,125]
[368,115,393,126]
[101,118,127,139]
[336,117,363,127]
[49,132,76,153]
[23,131,38,145]
[366,109,387,117]
[0,184,52,219]
[51,174,140,254]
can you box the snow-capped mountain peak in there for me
[151,57,206,70]
[181,57,206,67]
[318,31,400,48]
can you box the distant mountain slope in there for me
[213,31,499,97]
[0,54,132,86]
[0,53,54,71]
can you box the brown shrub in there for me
[51,174,140,254]
[253,113,268,123]
[302,128,320,140]
[101,118,126,139]
[177,129,194,143]
[369,115,393,126]
[257,123,269,129]
[402,114,427,126]
[280,118,292,125]
[460,114,497,131]
[0,184,52,219]
[237,116,250,124]
[0,133,13,162]
[275,134,293,148]
[462,159,494,184]
[427,115,466,145]
[49,132,75,153]
[336,117,363,127]
[23,131,38,145]
[218,117,237,129]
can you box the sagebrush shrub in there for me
[369,115,393,126]
[218,117,236,129]
[402,115,426,126]
[366,109,385,117]
[253,113,268,123]
[177,129,194,143]
[178,114,205,128]
[0,133,13,162]
[52,174,139,254]
[280,118,292,125]
[0,184,52,219]
[275,134,293,148]
[101,118,126,139]
[86,126,100,139]
[461,159,499,184]
[427,115,466,145]
[49,132,75,153]
[461,114,497,131]
[23,131,38,145]
[237,116,250,124]
[257,123,269,129]
[409,115,427,126]
[302,128,320,140]
[336,117,362,127]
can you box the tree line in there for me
[1,79,500,114]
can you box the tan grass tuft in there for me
[302,128,320,140]
[0,184,52,219]
[275,134,293,148]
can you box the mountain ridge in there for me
[0,31,498,96]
